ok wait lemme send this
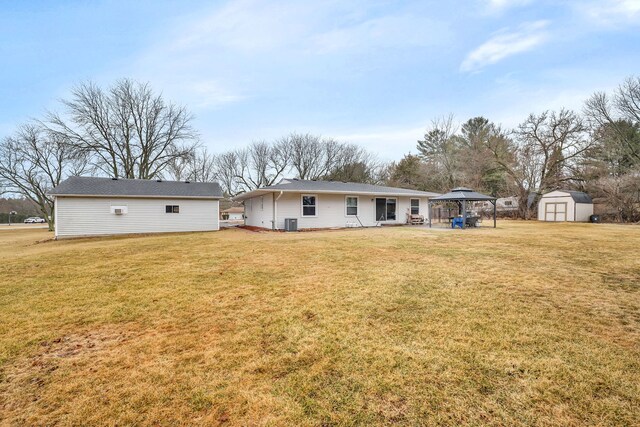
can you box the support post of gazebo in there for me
[492,200,496,228]
[462,200,467,228]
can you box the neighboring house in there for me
[496,196,518,211]
[49,176,223,238]
[221,206,244,220]
[538,190,593,222]
[472,196,517,212]
[233,178,440,230]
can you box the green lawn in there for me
[0,222,639,426]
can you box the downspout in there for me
[273,191,283,230]
[54,197,58,240]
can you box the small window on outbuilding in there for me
[165,205,180,213]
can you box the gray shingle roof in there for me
[50,176,223,199]
[430,187,496,202]
[546,190,592,204]
[233,178,440,201]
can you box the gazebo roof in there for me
[430,187,496,202]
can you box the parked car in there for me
[24,217,46,223]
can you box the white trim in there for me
[345,195,359,217]
[301,194,318,217]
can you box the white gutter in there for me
[234,188,440,201]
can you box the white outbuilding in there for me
[538,190,593,222]
[50,176,223,238]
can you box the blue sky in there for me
[1,0,639,160]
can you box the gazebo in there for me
[428,187,497,228]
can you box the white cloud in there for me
[579,0,640,25]
[460,20,550,72]
[181,80,246,109]
[170,0,319,52]
[485,0,532,12]
[312,14,451,53]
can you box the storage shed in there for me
[538,190,593,222]
[50,176,223,238]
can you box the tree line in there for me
[2,76,639,231]
[0,79,384,230]
[387,76,640,222]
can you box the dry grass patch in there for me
[0,222,639,426]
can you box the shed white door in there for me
[545,202,567,221]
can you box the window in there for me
[410,199,420,215]
[346,196,358,216]
[165,205,179,213]
[302,195,317,216]
[504,200,513,206]
[260,196,264,211]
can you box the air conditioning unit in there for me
[114,208,124,215]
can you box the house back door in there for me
[375,198,386,221]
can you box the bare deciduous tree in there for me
[45,79,198,180]
[0,124,86,230]
[416,115,461,189]
[214,151,242,196]
[515,109,589,191]
[585,76,640,163]
[234,140,290,192]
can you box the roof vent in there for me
[156,179,162,182]
[111,177,118,180]
[184,180,190,183]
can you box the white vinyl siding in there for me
[273,193,431,229]
[243,192,274,228]
[55,197,219,238]
[575,202,594,222]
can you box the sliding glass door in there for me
[375,198,396,221]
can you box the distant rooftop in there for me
[233,178,440,201]
[50,176,223,199]
[222,206,244,213]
